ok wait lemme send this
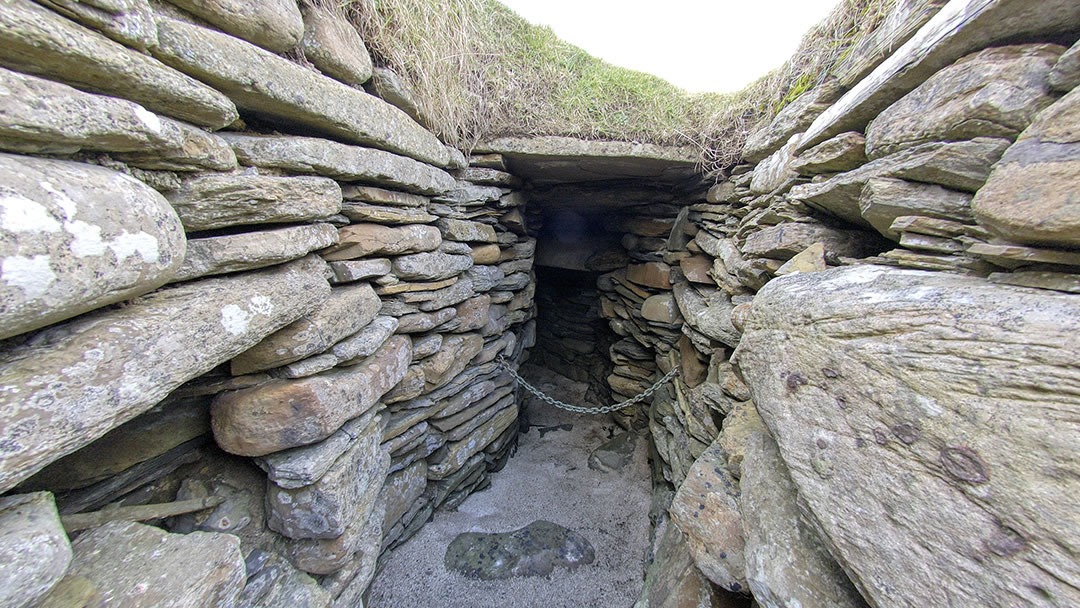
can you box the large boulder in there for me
[734,265,1080,607]
[0,256,330,492]
[972,87,1080,248]
[62,521,244,607]
[0,0,236,128]
[163,0,303,53]
[0,492,71,608]
[0,154,185,340]
[865,44,1061,159]
[741,432,868,608]
[153,17,452,167]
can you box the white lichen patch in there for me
[134,105,163,133]
[108,231,160,264]
[1,255,55,299]
[249,295,274,316]
[0,196,61,233]
[37,180,77,218]
[221,296,276,337]
[65,219,107,257]
[220,304,253,336]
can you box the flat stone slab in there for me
[153,17,451,167]
[444,520,595,579]
[174,223,339,282]
[166,174,342,232]
[222,134,455,196]
[0,256,330,492]
[475,136,699,185]
[62,521,244,608]
[0,0,237,129]
[165,0,303,53]
[0,67,235,172]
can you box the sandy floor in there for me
[367,364,652,608]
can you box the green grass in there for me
[326,0,911,171]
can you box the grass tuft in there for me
[326,0,912,172]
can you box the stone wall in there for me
[0,1,536,606]
[608,2,1080,606]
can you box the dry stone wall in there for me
[0,1,535,606]
[598,3,1080,607]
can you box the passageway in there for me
[365,140,735,606]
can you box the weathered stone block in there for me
[231,282,381,374]
[0,492,71,608]
[266,415,385,540]
[222,134,454,196]
[972,87,1080,248]
[436,218,498,242]
[64,521,244,607]
[866,44,1061,159]
[164,0,303,53]
[790,138,1009,227]
[0,154,185,340]
[166,174,341,232]
[300,4,373,86]
[175,223,338,282]
[742,222,877,264]
[321,223,441,260]
[735,265,1080,607]
[0,67,235,173]
[212,335,411,456]
[741,432,868,608]
[669,438,747,593]
[35,0,157,51]
[392,251,474,281]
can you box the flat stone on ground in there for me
[445,520,595,579]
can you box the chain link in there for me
[496,357,680,414]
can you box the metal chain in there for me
[496,356,680,414]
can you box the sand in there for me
[367,363,653,608]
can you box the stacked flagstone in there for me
[0,2,534,605]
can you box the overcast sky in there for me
[498,0,840,93]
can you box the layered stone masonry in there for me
[0,2,535,606]
[600,4,1080,606]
